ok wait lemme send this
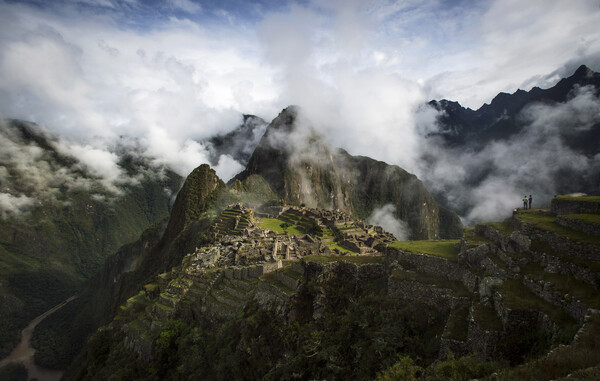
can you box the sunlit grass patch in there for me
[256,218,303,235]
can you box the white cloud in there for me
[0,193,35,218]
[58,141,129,193]
[0,0,599,224]
[425,0,600,108]
[367,204,410,240]
[418,86,600,225]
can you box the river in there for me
[0,296,77,381]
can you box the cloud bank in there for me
[418,86,600,224]
[0,0,599,223]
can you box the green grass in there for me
[444,307,470,341]
[515,210,600,245]
[303,254,384,265]
[497,279,577,330]
[555,195,600,203]
[326,242,359,254]
[564,214,600,225]
[256,218,303,236]
[389,240,460,261]
[390,269,471,297]
[472,303,503,331]
[462,227,491,246]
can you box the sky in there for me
[0,0,599,222]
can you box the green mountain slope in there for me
[0,120,182,359]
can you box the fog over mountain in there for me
[419,66,600,224]
[0,0,600,224]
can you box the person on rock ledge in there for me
[529,194,533,209]
[523,195,528,209]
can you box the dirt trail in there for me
[0,296,77,381]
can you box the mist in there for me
[367,204,411,240]
[417,85,600,225]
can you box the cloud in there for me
[0,193,35,218]
[425,0,600,108]
[58,141,129,194]
[0,1,278,182]
[367,204,410,240]
[417,85,600,224]
[0,0,599,224]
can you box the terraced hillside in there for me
[68,196,600,381]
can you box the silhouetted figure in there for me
[523,195,528,209]
[528,195,532,209]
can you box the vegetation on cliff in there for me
[0,120,183,359]
[64,194,600,381]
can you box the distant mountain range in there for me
[428,64,600,156]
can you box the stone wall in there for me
[556,215,600,238]
[527,250,599,290]
[387,278,454,311]
[357,263,387,292]
[439,337,470,359]
[386,247,478,292]
[467,315,500,360]
[492,291,560,338]
[276,270,300,290]
[474,224,530,254]
[523,277,588,324]
[255,279,291,315]
[551,198,600,215]
[512,219,600,261]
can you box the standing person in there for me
[529,195,532,209]
[523,195,528,209]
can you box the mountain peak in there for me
[573,64,593,79]
[265,105,302,134]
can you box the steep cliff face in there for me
[163,164,226,243]
[235,106,348,211]
[234,106,462,239]
[32,165,227,369]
